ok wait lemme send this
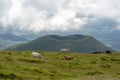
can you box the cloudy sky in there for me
[0,0,120,33]
[0,0,120,50]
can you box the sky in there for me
[0,0,120,50]
[0,0,120,34]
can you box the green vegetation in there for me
[0,50,120,80]
[6,35,113,52]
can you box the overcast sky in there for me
[0,0,120,34]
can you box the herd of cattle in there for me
[31,48,112,60]
[92,50,112,54]
[32,51,75,60]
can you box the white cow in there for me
[32,52,44,59]
[60,48,70,53]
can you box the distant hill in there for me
[6,35,114,53]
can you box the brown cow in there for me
[64,55,74,60]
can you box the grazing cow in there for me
[106,50,112,54]
[60,48,70,53]
[32,52,44,59]
[64,56,74,60]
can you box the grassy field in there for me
[0,50,120,80]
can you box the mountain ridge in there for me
[6,34,114,53]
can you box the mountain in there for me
[6,34,114,53]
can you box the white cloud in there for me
[1,0,23,27]
[0,0,11,17]
[0,0,120,35]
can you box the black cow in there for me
[106,50,112,54]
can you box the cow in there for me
[64,55,74,60]
[92,50,112,54]
[32,52,44,59]
[106,50,112,54]
[60,48,70,53]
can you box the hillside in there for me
[7,35,113,53]
[0,50,120,80]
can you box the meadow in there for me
[0,50,120,80]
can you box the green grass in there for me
[0,50,120,80]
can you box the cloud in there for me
[1,0,24,27]
[0,0,11,17]
[24,0,57,13]
[0,0,120,35]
